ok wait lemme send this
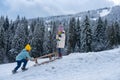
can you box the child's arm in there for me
[26,53,35,61]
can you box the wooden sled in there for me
[34,52,59,66]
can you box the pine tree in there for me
[0,26,5,63]
[102,19,109,49]
[7,21,15,62]
[114,21,120,45]
[43,21,56,54]
[75,18,81,52]
[31,19,45,57]
[8,16,21,62]
[13,15,20,34]
[81,16,92,52]
[51,21,57,52]
[3,16,9,31]
[3,17,10,63]
[47,25,53,53]
[11,18,28,60]
[94,17,106,51]
[108,24,116,47]
[67,17,76,54]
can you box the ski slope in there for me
[99,8,111,17]
[1,47,120,80]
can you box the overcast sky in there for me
[0,0,120,20]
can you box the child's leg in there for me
[58,48,62,58]
[59,53,62,58]
[14,61,22,71]
[21,59,28,69]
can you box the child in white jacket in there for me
[56,25,65,58]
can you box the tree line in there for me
[0,15,120,64]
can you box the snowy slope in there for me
[99,9,111,17]
[1,47,120,80]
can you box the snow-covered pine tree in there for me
[81,15,92,52]
[51,21,57,52]
[114,21,120,45]
[0,24,5,63]
[108,24,117,47]
[46,21,53,54]
[31,18,45,57]
[94,17,106,51]
[67,17,76,54]
[43,21,56,54]
[100,19,109,50]
[13,15,20,34]
[11,18,28,60]
[75,18,81,52]
[7,21,15,62]
[28,20,37,44]
[107,21,120,48]
[3,16,10,63]
[30,20,36,33]
[3,16,9,31]
[43,23,49,54]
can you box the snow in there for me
[75,17,81,20]
[28,25,30,29]
[48,27,51,31]
[1,47,120,80]
[91,18,97,21]
[99,9,111,17]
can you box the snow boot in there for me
[12,70,17,74]
[21,67,28,71]
[58,53,62,59]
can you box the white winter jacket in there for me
[56,32,65,48]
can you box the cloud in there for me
[0,0,116,19]
[109,0,120,5]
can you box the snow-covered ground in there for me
[1,47,120,80]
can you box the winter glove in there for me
[58,34,61,37]
[57,39,60,41]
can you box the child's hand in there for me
[34,58,37,61]
[34,58,38,64]
[57,39,60,41]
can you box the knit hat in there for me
[25,44,31,52]
[58,25,64,32]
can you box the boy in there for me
[12,44,36,74]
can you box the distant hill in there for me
[30,5,120,24]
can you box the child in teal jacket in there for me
[12,44,36,74]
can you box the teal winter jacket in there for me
[16,49,33,61]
